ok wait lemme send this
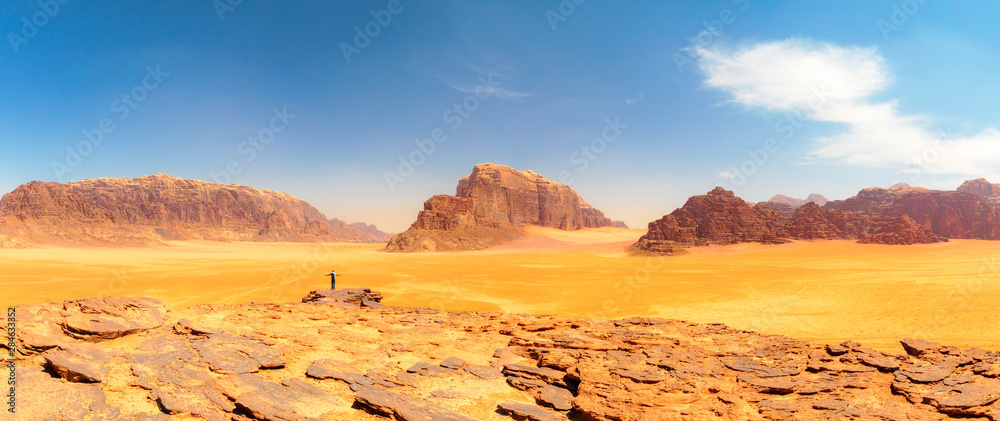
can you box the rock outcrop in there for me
[633,187,787,255]
[858,215,948,245]
[958,178,1000,207]
[885,190,1000,240]
[631,187,946,255]
[0,173,389,247]
[385,163,626,252]
[9,289,1000,420]
[826,186,1000,240]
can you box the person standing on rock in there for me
[328,270,338,289]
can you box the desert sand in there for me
[3,225,999,353]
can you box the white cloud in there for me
[717,170,734,178]
[694,38,1000,175]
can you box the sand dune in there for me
[3,226,999,353]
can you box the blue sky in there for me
[3,1,1000,232]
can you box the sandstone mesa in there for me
[385,163,627,252]
[0,173,390,247]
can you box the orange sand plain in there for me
[3,225,1000,353]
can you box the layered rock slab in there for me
[12,290,1000,420]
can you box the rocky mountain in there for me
[857,215,948,245]
[7,288,1000,420]
[767,193,829,208]
[0,173,389,247]
[767,194,808,207]
[332,219,393,242]
[959,178,1000,207]
[631,187,946,255]
[385,163,627,252]
[807,193,830,206]
[825,185,1000,241]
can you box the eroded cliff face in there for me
[637,187,786,248]
[958,178,1000,207]
[824,184,1000,240]
[385,163,626,252]
[630,187,947,255]
[885,190,1000,240]
[0,173,389,247]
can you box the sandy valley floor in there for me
[3,226,1000,353]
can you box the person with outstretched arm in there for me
[328,270,338,289]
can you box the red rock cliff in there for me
[0,173,389,247]
[385,163,627,252]
[631,187,946,255]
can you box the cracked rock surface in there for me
[6,289,1000,420]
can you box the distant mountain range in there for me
[0,173,390,247]
[767,193,829,208]
[632,180,1000,255]
[6,169,1000,253]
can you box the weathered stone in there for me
[497,402,568,421]
[354,385,477,421]
[737,373,800,394]
[302,288,383,306]
[305,359,374,387]
[43,345,112,383]
[440,356,466,370]
[503,364,569,388]
[191,333,285,374]
[174,318,221,335]
[61,296,168,341]
[925,378,1000,412]
[900,360,960,383]
[465,364,504,379]
[856,351,901,371]
[901,338,943,357]
[407,361,455,377]
[14,365,122,420]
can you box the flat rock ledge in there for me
[4,290,1000,420]
[302,288,384,308]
